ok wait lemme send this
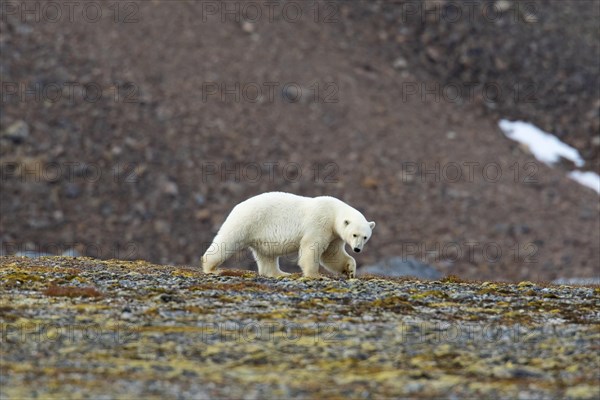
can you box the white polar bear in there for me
[201,192,375,278]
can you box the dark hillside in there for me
[1,1,598,281]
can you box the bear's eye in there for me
[364,236,367,240]
[353,234,357,238]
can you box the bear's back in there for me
[230,192,315,244]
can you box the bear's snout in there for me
[353,247,361,253]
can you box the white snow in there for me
[567,170,600,194]
[499,119,599,195]
[498,119,584,167]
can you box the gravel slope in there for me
[1,256,599,399]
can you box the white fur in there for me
[201,192,376,278]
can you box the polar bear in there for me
[201,192,375,278]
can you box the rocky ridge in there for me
[1,256,598,399]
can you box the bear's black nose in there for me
[353,248,361,253]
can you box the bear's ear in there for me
[344,220,350,226]
[369,221,376,230]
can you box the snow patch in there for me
[498,119,584,167]
[499,119,599,195]
[567,171,600,194]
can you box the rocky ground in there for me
[1,256,599,399]
[1,1,599,282]
[351,0,600,167]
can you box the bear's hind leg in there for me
[201,234,241,274]
[201,248,227,274]
[252,250,289,277]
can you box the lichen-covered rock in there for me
[1,256,598,399]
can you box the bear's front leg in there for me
[298,237,327,278]
[321,239,356,279]
[344,258,357,279]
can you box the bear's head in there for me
[341,219,376,253]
